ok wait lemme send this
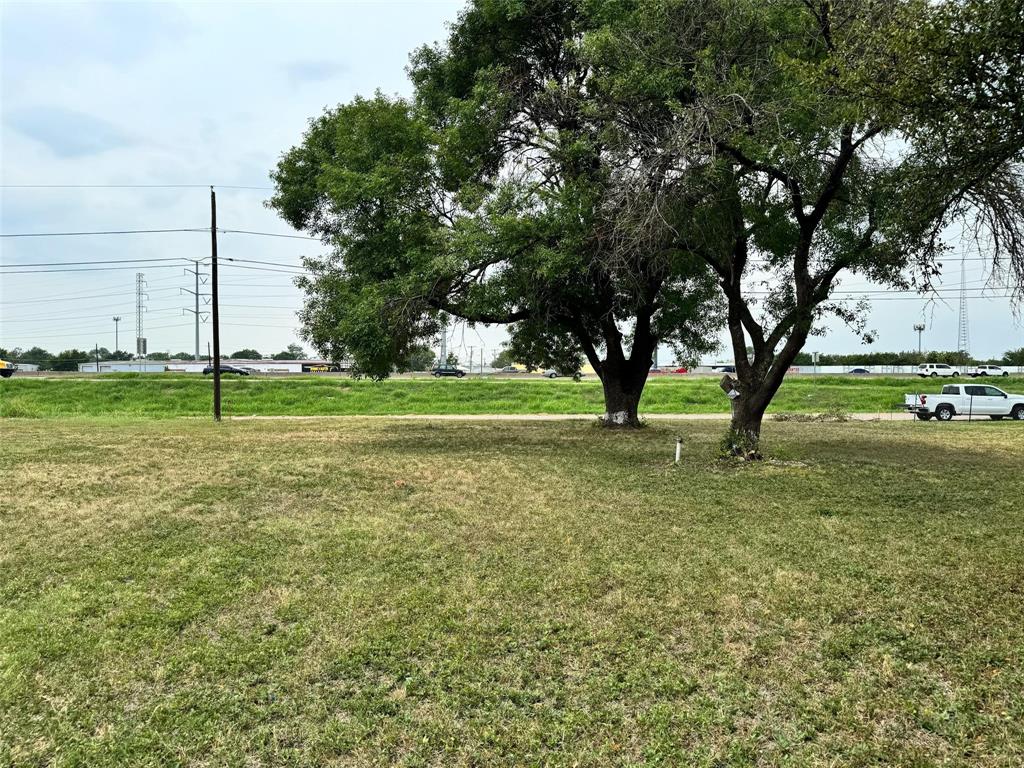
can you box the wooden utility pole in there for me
[211,187,221,421]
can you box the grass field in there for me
[5,374,1023,418]
[2,417,1022,766]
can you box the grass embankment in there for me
[2,418,1023,765]
[7,374,1021,418]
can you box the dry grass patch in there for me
[1,418,1022,766]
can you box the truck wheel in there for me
[0,370,12,378]
[1012,405,1024,421]
[1003,371,1009,377]
[916,413,931,421]
[935,405,955,421]
[952,371,959,377]
[930,372,938,377]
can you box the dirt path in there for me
[228,412,910,422]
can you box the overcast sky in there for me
[2,1,1021,364]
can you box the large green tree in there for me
[401,344,437,372]
[490,345,516,369]
[270,0,721,426]
[229,349,262,360]
[52,349,91,371]
[6,347,55,370]
[272,343,307,361]
[590,0,1024,454]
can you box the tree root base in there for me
[721,428,763,461]
[599,410,644,429]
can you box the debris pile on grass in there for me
[772,408,850,423]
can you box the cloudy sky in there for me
[1,1,1021,364]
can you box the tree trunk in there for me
[726,396,767,460]
[600,371,645,427]
[581,307,656,429]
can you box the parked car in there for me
[431,365,465,378]
[968,364,1010,377]
[648,366,666,375]
[0,359,17,378]
[673,367,689,374]
[714,365,736,374]
[903,383,1024,421]
[543,369,579,378]
[499,365,522,373]
[849,367,870,375]
[203,364,250,375]
[917,363,960,378]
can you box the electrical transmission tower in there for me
[135,272,148,357]
[956,257,970,358]
[181,260,210,360]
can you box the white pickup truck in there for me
[904,383,1024,421]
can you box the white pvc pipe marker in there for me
[675,437,682,464]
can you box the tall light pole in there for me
[211,187,221,421]
[913,323,925,357]
[112,316,121,353]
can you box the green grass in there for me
[6,374,1022,418]
[1,417,1022,765]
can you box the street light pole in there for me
[112,316,121,353]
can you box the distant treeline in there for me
[0,344,309,371]
[793,349,1024,366]
[5,344,1022,372]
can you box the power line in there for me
[218,263,308,275]
[219,229,320,241]
[2,321,193,341]
[0,226,315,240]
[0,278,202,305]
[0,264,199,274]
[4,308,181,324]
[1,228,206,238]
[2,257,197,267]
[220,256,310,270]
[221,322,300,329]
[219,304,298,309]
[0,184,273,190]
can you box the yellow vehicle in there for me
[0,359,17,378]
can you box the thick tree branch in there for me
[717,141,808,226]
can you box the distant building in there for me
[77,360,168,373]
[163,358,352,374]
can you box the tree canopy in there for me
[271,0,721,425]
[272,344,308,360]
[490,346,516,369]
[271,0,1023,436]
[230,349,263,360]
[584,0,1024,453]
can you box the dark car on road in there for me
[431,365,466,378]
[849,367,871,375]
[203,364,250,375]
